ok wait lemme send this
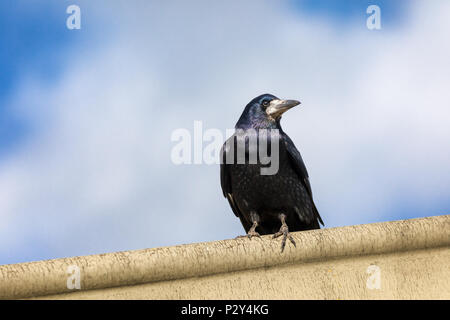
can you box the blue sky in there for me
[1,0,449,265]
[0,0,408,156]
[0,1,79,154]
[293,0,408,24]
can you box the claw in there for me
[273,214,296,252]
[236,230,261,240]
[236,214,261,240]
[247,230,261,239]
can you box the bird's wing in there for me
[220,136,252,232]
[282,132,324,226]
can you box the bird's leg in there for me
[272,213,296,252]
[236,211,261,239]
[247,213,261,239]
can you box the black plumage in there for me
[220,94,323,251]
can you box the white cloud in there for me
[1,0,449,263]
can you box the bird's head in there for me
[235,94,300,129]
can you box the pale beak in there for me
[266,99,300,119]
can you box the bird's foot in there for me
[273,224,296,252]
[236,230,261,240]
[246,230,261,239]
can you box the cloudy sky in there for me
[1,0,449,265]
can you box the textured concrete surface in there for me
[0,215,449,299]
[41,247,450,300]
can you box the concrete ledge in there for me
[0,215,449,299]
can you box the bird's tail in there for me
[313,202,324,227]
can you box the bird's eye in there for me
[262,100,270,108]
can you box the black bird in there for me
[220,94,323,252]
